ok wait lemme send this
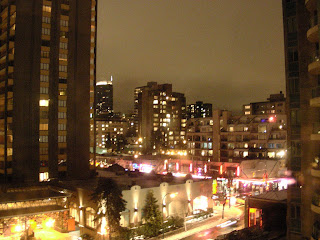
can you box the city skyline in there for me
[97,0,285,113]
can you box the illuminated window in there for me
[58,124,66,131]
[229,126,234,132]
[42,27,50,35]
[59,53,67,60]
[245,105,250,109]
[43,5,51,12]
[39,99,49,107]
[41,51,50,58]
[58,136,66,142]
[40,74,49,82]
[42,16,51,24]
[40,63,49,70]
[59,65,67,72]
[60,42,68,49]
[40,87,49,94]
[39,124,48,130]
[60,19,69,27]
[86,207,96,229]
[59,88,66,96]
[58,100,66,107]
[39,136,48,142]
[58,112,66,119]
[39,172,49,182]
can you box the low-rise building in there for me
[63,173,213,238]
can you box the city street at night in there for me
[163,205,244,240]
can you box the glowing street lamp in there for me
[162,192,178,238]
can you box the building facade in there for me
[187,101,212,119]
[242,92,286,116]
[136,82,187,154]
[282,0,317,239]
[186,95,287,175]
[0,0,96,183]
[95,117,129,154]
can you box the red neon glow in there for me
[236,166,240,177]
[189,163,192,172]
[269,116,275,122]
[176,162,179,171]
[219,165,223,175]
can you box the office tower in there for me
[187,101,212,119]
[0,0,96,183]
[283,0,316,238]
[136,82,186,153]
[96,76,113,116]
[242,92,286,115]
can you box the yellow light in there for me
[13,224,22,233]
[170,192,178,198]
[276,150,285,158]
[138,138,142,143]
[39,99,49,107]
[44,218,55,229]
[101,216,107,235]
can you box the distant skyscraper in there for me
[135,82,186,153]
[187,101,212,119]
[96,76,113,116]
[0,0,96,183]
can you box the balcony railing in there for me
[312,193,320,207]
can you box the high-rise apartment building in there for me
[187,94,287,175]
[0,0,96,183]
[187,101,212,119]
[96,76,113,116]
[283,0,317,238]
[243,92,286,116]
[136,82,186,153]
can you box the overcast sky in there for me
[97,0,285,113]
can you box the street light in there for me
[162,192,178,239]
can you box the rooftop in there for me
[0,188,68,204]
[250,189,287,202]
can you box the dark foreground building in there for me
[0,0,97,183]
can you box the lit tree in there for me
[142,190,162,238]
[91,178,127,239]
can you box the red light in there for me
[268,116,275,122]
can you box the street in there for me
[180,218,244,240]
[163,204,244,240]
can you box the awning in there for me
[0,205,67,218]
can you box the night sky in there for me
[97,0,285,113]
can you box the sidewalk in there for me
[161,205,243,240]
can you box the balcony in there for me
[307,25,319,43]
[312,193,320,214]
[306,0,317,12]
[309,57,320,75]
[311,123,320,140]
[312,168,320,178]
[311,87,320,107]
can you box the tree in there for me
[141,190,162,238]
[91,178,127,239]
